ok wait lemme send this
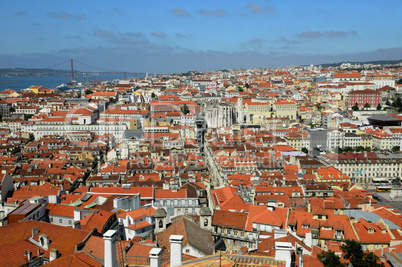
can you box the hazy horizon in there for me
[1,0,402,73]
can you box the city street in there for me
[367,188,402,211]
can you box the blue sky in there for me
[1,0,401,73]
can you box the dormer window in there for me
[368,228,374,233]
[39,234,49,249]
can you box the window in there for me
[59,219,62,223]
[69,220,72,225]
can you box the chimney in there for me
[274,242,292,267]
[169,235,183,267]
[73,221,81,229]
[103,230,117,267]
[149,248,162,267]
[304,232,312,248]
[74,209,82,221]
[49,248,59,261]
[27,250,33,262]
[32,227,39,238]
[298,247,303,267]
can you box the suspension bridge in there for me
[44,59,166,80]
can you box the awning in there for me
[372,178,389,182]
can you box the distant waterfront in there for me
[0,74,139,92]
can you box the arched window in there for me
[204,218,208,227]
[159,219,163,229]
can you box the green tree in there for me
[335,147,343,153]
[151,92,156,98]
[363,251,384,267]
[301,147,308,154]
[392,97,402,108]
[9,106,15,113]
[25,114,33,120]
[385,99,391,106]
[317,250,343,267]
[85,89,93,95]
[364,102,371,109]
[393,177,401,186]
[355,146,365,152]
[245,83,250,88]
[392,146,400,152]
[376,103,381,110]
[341,239,384,267]
[352,102,359,111]
[181,104,190,114]
[344,146,354,152]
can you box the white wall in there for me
[182,243,208,258]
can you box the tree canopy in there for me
[352,102,359,111]
[317,240,384,267]
[181,104,190,115]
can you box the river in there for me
[0,73,141,92]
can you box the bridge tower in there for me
[70,59,74,81]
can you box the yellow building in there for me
[29,85,45,94]
[244,100,273,118]
[316,166,350,183]
[360,134,373,148]
[274,101,297,121]
[284,131,309,151]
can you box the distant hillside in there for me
[320,59,402,68]
[0,68,72,77]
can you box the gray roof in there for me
[154,208,167,218]
[156,118,171,123]
[368,114,402,122]
[343,210,400,229]
[199,207,212,216]
[123,129,144,140]
[384,252,402,266]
